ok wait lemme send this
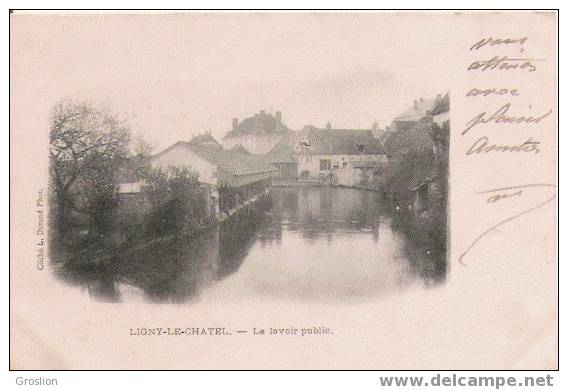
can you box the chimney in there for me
[372,120,378,131]
[414,100,418,110]
[232,118,238,130]
[436,93,442,102]
[260,110,266,116]
[326,121,332,130]
[275,111,282,124]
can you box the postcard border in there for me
[8,7,560,372]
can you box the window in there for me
[343,162,348,168]
[357,144,365,153]
[319,159,331,171]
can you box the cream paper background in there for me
[10,12,557,369]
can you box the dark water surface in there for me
[55,187,446,303]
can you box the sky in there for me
[11,13,456,152]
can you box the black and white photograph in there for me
[48,91,449,303]
[9,10,557,373]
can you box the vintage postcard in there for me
[9,11,557,370]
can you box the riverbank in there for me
[217,188,272,222]
[273,180,380,192]
[272,179,321,187]
[51,186,446,304]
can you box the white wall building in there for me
[267,125,388,186]
[151,139,278,216]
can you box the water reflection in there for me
[53,187,446,303]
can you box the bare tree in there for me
[133,132,154,158]
[49,100,131,237]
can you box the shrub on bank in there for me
[141,166,213,238]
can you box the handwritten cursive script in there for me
[462,103,552,135]
[470,37,528,51]
[468,56,544,73]
[466,136,541,155]
[466,87,519,97]
[458,183,556,265]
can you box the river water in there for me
[56,186,446,303]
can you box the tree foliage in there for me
[49,100,131,236]
[383,129,435,199]
[132,132,154,159]
[142,166,209,237]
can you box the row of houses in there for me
[223,109,391,187]
[266,124,388,187]
[119,92,449,218]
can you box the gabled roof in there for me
[266,131,301,164]
[189,145,277,176]
[291,126,387,155]
[189,132,221,147]
[230,144,251,155]
[393,97,438,123]
[224,111,290,139]
[152,141,277,176]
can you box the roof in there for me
[431,92,450,116]
[266,132,301,164]
[352,161,379,169]
[224,111,290,138]
[291,126,387,155]
[189,132,221,147]
[393,97,438,123]
[152,141,277,176]
[230,144,251,155]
